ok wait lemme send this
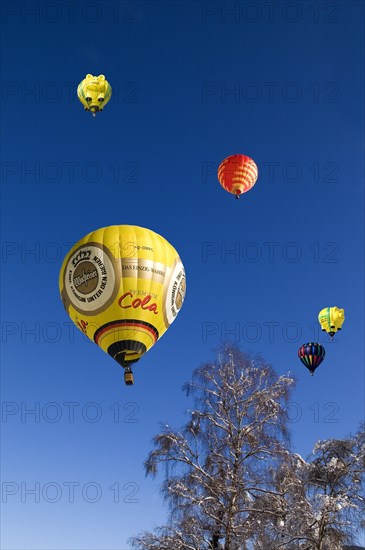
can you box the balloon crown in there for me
[72,249,92,267]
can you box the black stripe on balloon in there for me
[93,319,159,343]
[108,340,147,368]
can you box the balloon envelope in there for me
[77,74,112,115]
[318,307,345,337]
[298,342,325,375]
[217,154,258,198]
[59,225,186,380]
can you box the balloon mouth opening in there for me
[115,351,142,369]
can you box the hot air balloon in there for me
[318,307,345,339]
[217,154,258,199]
[298,343,325,375]
[59,225,186,385]
[77,74,112,117]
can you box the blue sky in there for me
[1,1,364,548]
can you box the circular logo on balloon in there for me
[163,260,186,326]
[62,243,119,315]
[73,260,99,294]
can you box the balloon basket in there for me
[124,370,134,386]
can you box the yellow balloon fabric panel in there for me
[59,226,186,369]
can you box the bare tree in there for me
[253,425,365,550]
[302,426,365,550]
[130,346,295,549]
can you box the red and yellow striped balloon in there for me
[218,154,258,199]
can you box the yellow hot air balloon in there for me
[77,74,112,117]
[59,225,186,385]
[318,307,345,339]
